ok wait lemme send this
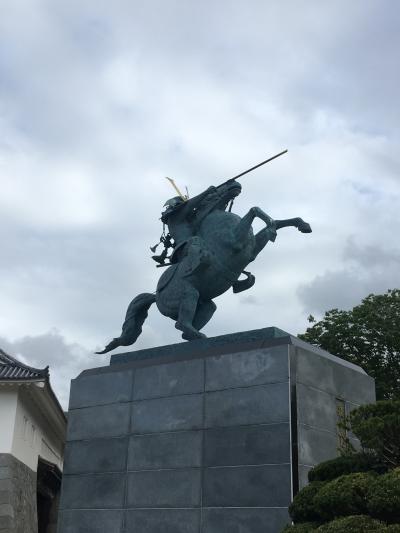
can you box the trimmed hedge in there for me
[308,453,386,483]
[282,523,318,532]
[386,525,400,532]
[368,468,400,523]
[316,515,386,532]
[289,482,325,523]
[314,472,376,520]
[281,401,400,533]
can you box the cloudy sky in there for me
[1,0,399,407]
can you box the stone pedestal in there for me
[57,327,375,533]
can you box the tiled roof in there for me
[0,348,49,381]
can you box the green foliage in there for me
[289,482,325,523]
[298,289,400,400]
[282,399,400,533]
[386,525,400,532]
[308,453,386,483]
[314,472,376,520]
[350,401,400,468]
[316,515,387,532]
[367,469,400,523]
[282,523,319,532]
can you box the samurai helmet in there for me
[163,196,185,209]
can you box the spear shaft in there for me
[165,149,288,202]
[225,149,288,182]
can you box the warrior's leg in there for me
[175,282,207,340]
[182,237,211,277]
[152,247,169,265]
[192,300,217,331]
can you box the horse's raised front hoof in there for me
[298,221,312,233]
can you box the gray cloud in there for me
[298,238,400,315]
[1,1,399,405]
[0,330,108,409]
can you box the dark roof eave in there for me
[0,377,47,384]
[0,349,66,425]
[0,349,49,378]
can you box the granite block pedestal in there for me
[58,327,375,533]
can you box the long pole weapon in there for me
[222,149,288,210]
[164,149,288,200]
[224,149,288,183]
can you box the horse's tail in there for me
[96,293,156,354]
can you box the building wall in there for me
[0,389,18,453]
[11,386,63,472]
[0,382,65,533]
[0,453,37,533]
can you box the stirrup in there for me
[152,255,166,265]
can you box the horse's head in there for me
[217,180,242,209]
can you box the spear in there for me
[164,149,288,203]
[222,149,288,184]
[219,149,288,211]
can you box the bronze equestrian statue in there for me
[97,167,312,353]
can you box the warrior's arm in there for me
[161,186,217,224]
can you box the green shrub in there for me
[289,482,325,523]
[368,468,400,523]
[308,453,386,483]
[282,523,318,532]
[316,515,386,532]
[314,472,376,520]
[386,525,400,532]
[350,401,400,468]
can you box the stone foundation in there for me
[0,454,37,533]
[58,327,375,533]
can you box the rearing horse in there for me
[97,180,311,353]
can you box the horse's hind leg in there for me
[193,300,217,332]
[175,283,207,341]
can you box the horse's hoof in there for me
[298,222,312,233]
[176,322,207,341]
[182,332,207,341]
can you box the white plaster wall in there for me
[11,386,64,472]
[0,388,18,453]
